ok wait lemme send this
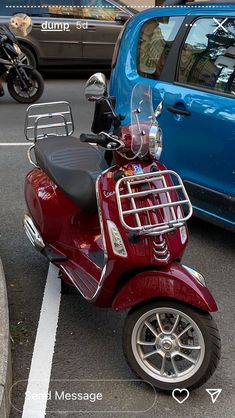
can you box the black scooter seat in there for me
[34,135,108,212]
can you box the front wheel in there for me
[18,45,37,67]
[7,68,44,103]
[123,300,221,392]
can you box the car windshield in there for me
[130,83,154,158]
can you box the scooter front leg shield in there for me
[112,262,218,312]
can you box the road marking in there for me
[0,143,31,146]
[22,263,61,418]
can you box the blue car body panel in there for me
[110,4,235,230]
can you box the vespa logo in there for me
[104,187,124,198]
[104,191,116,198]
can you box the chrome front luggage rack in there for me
[25,101,74,141]
[115,170,193,236]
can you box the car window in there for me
[178,17,235,96]
[27,0,124,21]
[39,1,78,18]
[0,0,127,20]
[137,16,184,80]
[76,0,124,21]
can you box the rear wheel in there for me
[7,68,44,103]
[123,300,221,392]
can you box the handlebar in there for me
[80,132,123,150]
[80,133,108,147]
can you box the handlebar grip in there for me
[80,133,107,146]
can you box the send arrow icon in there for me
[206,389,222,403]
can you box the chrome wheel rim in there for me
[18,52,30,66]
[131,307,205,383]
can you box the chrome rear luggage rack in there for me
[115,170,193,236]
[25,101,74,141]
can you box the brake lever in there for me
[106,141,120,150]
[100,132,124,150]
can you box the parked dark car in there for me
[0,0,133,68]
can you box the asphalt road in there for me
[0,78,234,418]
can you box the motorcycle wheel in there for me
[18,45,37,67]
[7,68,44,103]
[123,300,221,392]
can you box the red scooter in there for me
[23,74,220,392]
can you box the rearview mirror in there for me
[85,73,108,102]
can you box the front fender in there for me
[112,262,218,312]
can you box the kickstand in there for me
[59,271,70,294]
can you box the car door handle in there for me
[83,26,97,31]
[167,106,191,116]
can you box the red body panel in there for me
[93,161,188,306]
[97,161,187,269]
[25,168,103,292]
[24,160,217,313]
[25,168,79,242]
[112,262,218,312]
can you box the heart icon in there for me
[172,388,190,404]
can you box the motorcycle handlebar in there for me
[80,133,108,147]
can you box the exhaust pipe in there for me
[23,214,45,251]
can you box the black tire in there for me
[61,279,71,295]
[7,68,44,103]
[19,44,37,67]
[123,300,221,392]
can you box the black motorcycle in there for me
[0,25,44,103]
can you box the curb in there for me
[0,259,12,418]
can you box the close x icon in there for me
[213,17,228,33]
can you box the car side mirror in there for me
[84,72,108,102]
[115,14,130,24]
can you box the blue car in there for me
[110,1,235,231]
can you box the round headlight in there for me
[149,124,163,160]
